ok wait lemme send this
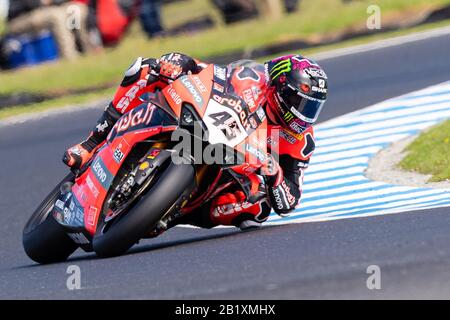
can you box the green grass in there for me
[1,18,450,121]
[0,87,114,120]
[1,0,450,121]
[1,0,449,95]
[257,18,450,62]
[399,120,450,182]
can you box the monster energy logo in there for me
[283,111,294,122]
[270,59,291,79]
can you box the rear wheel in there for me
[22,173,78,264]
[93,162,195,258]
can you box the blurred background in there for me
[0,0,449,116]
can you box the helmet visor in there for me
[280,84,325,123]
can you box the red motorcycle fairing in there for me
[53,64,269,242]
[53,102,177,237]
[24,62,278,261]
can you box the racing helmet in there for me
[266,54,328,132]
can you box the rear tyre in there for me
[93,162,195,258]
[22,173,78,264]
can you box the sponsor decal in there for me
[213,82,224,93]
[270,58,292,79]
[192,76,207,93]
[249,117,258,129]
[242,88,256,109]
[96,120,109,133]
[213,201,254,217]
[113,147,124,163]
[281,128,304,144]
[147,148,161,159]
[87,206,98,227]
[279,130,298,144]
[85,175,100,198]
[311,86,327,94]
[283,111,295,122]
[311,79,327,94]
[180,77,203,106]
[116,79,147,112]
[289,118,308,133]
[139,161,150,170]
[212,94,251,130]
[113,140,129,164]
[272,188,285,211]
[245,144,266,162]
[256,107,266,122]
[63,207,73,224]
[319,79,326,88]
[91,157,113,189]
[281,180,296,206]
[305,67,328,79]
[213,65,226,81]
[213,94,242,109]
[55,199,65,211]
[115,104,155,135]
[167,86,182,105]
[62,195,84,226]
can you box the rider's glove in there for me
[63,143,96,170]
[259,154,296,217]
[152,53,201,83]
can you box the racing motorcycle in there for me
[23,64,269,264]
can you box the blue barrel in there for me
[5,35,38,68]
[32,30,59,63]
[5,30,60,69]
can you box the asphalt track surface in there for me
[1,32,450,299]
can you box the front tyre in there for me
[22,173,78,264]
[93,162,195,258]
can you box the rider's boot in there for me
[210,191,271,230]
[145,192,271,238]
[63,103,122,169]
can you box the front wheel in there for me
[92,162,195,258]
[22,173,78,264]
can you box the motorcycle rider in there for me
[63,53,328,230]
